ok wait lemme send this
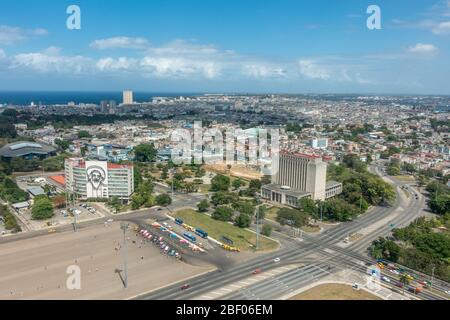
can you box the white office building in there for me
[261,151,342,208]
[65,158,134,201]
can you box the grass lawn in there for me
[393,175,416,182]
[265,207,280,221]
[172,209,278,252]
[198,184,211,194]
[289,283,381,300]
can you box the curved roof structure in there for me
[0,141,56,158]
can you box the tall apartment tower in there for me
[272,152,327,200]
[123,90,133,105]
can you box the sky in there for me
[0,0,450,94]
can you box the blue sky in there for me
[0,0,450,94]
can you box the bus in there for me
[195,228,208,239]
[183,233,197,242]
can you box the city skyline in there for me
[0,0,449,94]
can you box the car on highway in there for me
[445,290,450,295]
[273,258,281,263]
[252,268,262,275]
[389,269,400,275]
[181,284,191,291]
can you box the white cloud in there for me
[140,57,221,79]
[96,57,138,72]
[407,43,439,54]
[242,64,286,79]
[90,37,150,50]
[11,48,92,74]
[0,49,5,60]
[432,21,450,34]
[298,60,331,80]
[0,25,48,45]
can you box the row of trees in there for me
[370,216,450,281]
[0,177,29,204]
[0,204,21,232]
[426,181,450,216]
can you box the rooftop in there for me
[0,141,56,158]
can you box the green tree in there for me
[428,194,450,215]
[131,194,145,210]
[261,224,272,237]
[31,196,54,220]
[232,178,245,190]
[249,179,262,190]
[276,208,309,228]
[134,143,157,162]
[54,139,70,151]
[108,196,122,212]
[197,199,210,212]
[77,130,92,139]
[155,194,172,206]
[235,213,251,228]
[212,206,233,222]
[210,174,231,192]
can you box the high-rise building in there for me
[65,158,134,201]
[261,151,342,208]
[123,90,133,105]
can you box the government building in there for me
[261,151,342,208]
[65,158,134,201]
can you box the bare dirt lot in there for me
[289,283,381,300]
[0,222,213,300]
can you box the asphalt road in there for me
[137,164,449,300]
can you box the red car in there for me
[181,284,191,291]
[252,268,262,275]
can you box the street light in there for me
[120,222,129,288]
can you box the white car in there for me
[273,258,281,263]
[107,218,114,223]
[445,290,450,295]
[382,276,391,283]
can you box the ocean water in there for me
[0,91,202,105]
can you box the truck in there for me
[408,286,423,294]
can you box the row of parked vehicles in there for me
[138,228,181,259]
[151,222,204,252]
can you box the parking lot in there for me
[0,221,214,299]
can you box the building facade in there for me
[123,90,133,105]
[65,158,134,201]
[261,151,342,208]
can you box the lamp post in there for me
[120,222,129,288]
